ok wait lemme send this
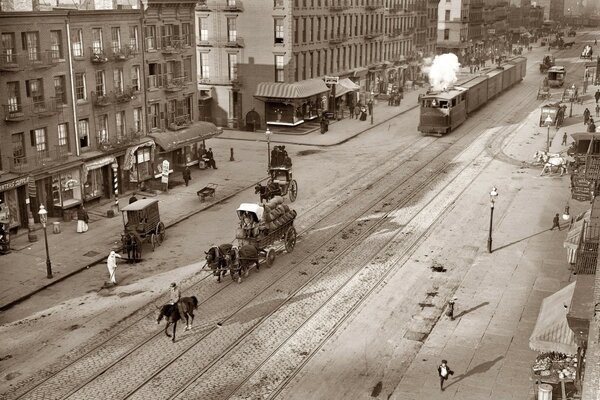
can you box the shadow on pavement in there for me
[492,229,550,252]
[454,301,490,320]
[445,356,504,389]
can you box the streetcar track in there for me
[11,62,536,400]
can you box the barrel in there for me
[538,383,552,400]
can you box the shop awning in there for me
[334,78,360,98]
[529,282,578,355]
[571,132,600,142]
[82,155,116,184]
[123,137,156,171]
[564,210,591,251]
[149,122,222,152]
[567,275,594,345]
[254,79,329,100]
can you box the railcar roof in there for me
[420,87,466,100]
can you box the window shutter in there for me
[30,130,36,146]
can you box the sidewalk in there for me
[0,87,426,312]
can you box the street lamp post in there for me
[545,115,553,152]
[38,205,53,279]
[265,127,272,172]
[370,91,374,125]
[487,187,499,253]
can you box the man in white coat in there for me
[107,251,122,285]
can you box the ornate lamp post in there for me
[545,115,553,152]
[487,187,499,254]
[265,127,272,172]
[38,205,53,279]
[369,91,374,125]
[563,203,571,222]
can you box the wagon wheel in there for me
[127,232,142,262]
[288,180,298,202]
[155,222,166,245]
[284,226,297,253]
[266,249,276,267]
[150,233,157,251]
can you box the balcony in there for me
[161,36,192,54]
[329,34,348,45]
[91,91,112,107]
[114,86,137,103]
[0,50,60,71]
[223,0,243,11]
[224,36,245,48]
[329,5,348,12]
[167,114,192,131]
[110,45,138,61]
[365,32,382,40]
[97,129,144,151]
[3,98,60,121]
[164,77,187,92]
[3,146,70,173]
[90,50,109,64]
[196,0,211,10]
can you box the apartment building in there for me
[436,0,470,57]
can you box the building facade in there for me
[436,0,470,58]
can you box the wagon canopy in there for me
[236,203,264,221]
[121,198,159,211]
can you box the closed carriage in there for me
[120,198,166,262]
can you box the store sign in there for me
[488,29,496,34]
[324,76,339,85]
[161,160,170,184]
[0,177,29,192]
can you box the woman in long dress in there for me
[76,205,88,233]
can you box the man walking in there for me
[595,89,600,104]
[551,213,561,231]
[584,108,591,125]
[182,166,191,186]
[562,132,568,146]
[438,360,454,391]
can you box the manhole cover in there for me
[83,250,100,257]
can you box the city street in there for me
[1,32,597,400]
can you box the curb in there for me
[0,179,264,312]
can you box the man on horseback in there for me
[169,282,186,327]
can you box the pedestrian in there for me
[182,166,191,186]
[76,205,89,233]
[320,115,326,134]
[584,108,591,125]
[551,213,561,231]
[446,297,456,320]
[438,360,454,391]
[595,89,600,104]
[596,103,600,117]
[589,118,596,133]
[206,148,217,169]
[360,106,368,121]
[354,104,360,119]
[367,99,373,116]
[129,192,138,204]
[562,132,568,146]
[106,250,122,285]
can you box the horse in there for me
[539,154,568,176]
[533,150,561,164]
[255,182,282,203]
[157,296,198,342]
[205,244,236,282]
[230,244,260,283]
[120,234,139,263]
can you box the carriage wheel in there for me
[151,233,157,251]
[128,232,142,262]
[289,180,298,202]
[266,249,276,267]
[285,226,297,253]
[156,222,166,245]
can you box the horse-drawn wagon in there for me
[120,198,165,262]
[255,166,298,203]
[537,85,551,100]
[547,66,566,88]
[539,53,555,73]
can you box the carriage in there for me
[237,202,297,267]
[269,166,298,202]
[539,53,555,73]
[537,84,551,100]
[120,198,166,262]
[547,66,566,88]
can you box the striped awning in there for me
[254,79,330,100]
[529,282,578,355]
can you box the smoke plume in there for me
[425,53,461,92]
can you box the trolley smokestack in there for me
[425,53,461,92]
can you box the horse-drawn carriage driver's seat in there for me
[273,172,287,185]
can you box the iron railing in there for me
[3,98,60,121]
[0,50,60,71]
[575,221,600,275]
[2,145,70,173]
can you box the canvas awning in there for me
[529,282,578,355]
[564,210,591,252]
[254,79,329,100]
[334,78,360,97]
[123,137,156,171]
[149,122,222,152]
[82,155,116,184]
[567,275,594,345]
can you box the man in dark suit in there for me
[206,148,217,169]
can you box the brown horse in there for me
[157,296,198,342]
[205,244,235,282]
[230,244,260,283]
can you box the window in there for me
[78,119,89,148]
[133,107,142,133]
[96,115,108,143]
[162,24,174,48]
[92,28,103,53]
[302,18,306,42]
[50,30,63,59]
[275,55,284,82]
[53,75,67,105]
[75,73,87,101]
[182,23,191,46]
[1,33,15,64]
[198,17,208,41]
[148,63,162,88]
[7,81,21,113]
[444,28,449,40]
[183,57,192,81]
[199,52,209,79]
[145,25,156,50]
[228,53,237,80]
[111,27,121,52]
[95,71,106,96]
[58,123,69,150]
[71,28,83,57]
[113,68,123,92]
[445,9,450,21]
[131,65,141,91]
[115,111,125,139]
[129,26,139,51]
[275,19,284,44]
[227,18,237,42]
[294,18,298,43]
[26,79,44,108]
[12,133,24,165]
[22,32,40,62]
[148,103,160,129]
[30,128,47,156]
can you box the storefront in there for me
[122,138,156,189]
[82,155,117,204]
[51,168,83,211]
[254,79,330,127]
[332,78,360,118]
[0,174,29,231]
[149,121,222,178]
